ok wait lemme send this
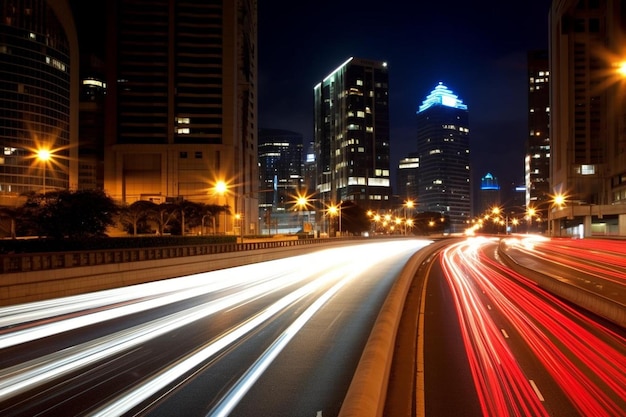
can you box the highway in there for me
[421,236,626,416]
[0,239,432,417]
[1,235,624,417]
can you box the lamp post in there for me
[404,199,414,235]
[214,180,227,234]
[327,202,341,237]
[296,195,308,232]
[36,149,51,195]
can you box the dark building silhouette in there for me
[416,83,471,233]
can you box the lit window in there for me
[581,165,595,175]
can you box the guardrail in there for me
[0,237,360,275]
[0,236,373,306]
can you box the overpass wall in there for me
[0,238,356,306]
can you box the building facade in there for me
[313,57,392,213]
[415,83,471,233]
[550,0,626,237]
[103,0,259,235]
[526,49,550,230]
[0,0,79,207]
[479,172,501,214]
[257,128,305,234]
[396,153,419,202]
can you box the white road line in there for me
[529,379,545,401]
[500,329,509,338]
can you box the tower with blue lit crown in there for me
[416,83,471,233]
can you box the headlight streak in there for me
[89,241,422,417]
[206,270,359,417]
[0,265,312,400]
[0,240,431,415]
[440,238,626,417]
[0,250,356,347]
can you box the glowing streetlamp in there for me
[327,203,341,237]
[404,199,414,235]
[36,149,51,195]
[295,195,309,232]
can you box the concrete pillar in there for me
[584,215,592,238]
[619,214,626,237]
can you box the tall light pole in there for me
[404,199,414,235]
[36,149,51,195]
[214,180,227,234]
[296,195,308,232]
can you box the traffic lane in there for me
[146,242,422,417]
[441,238,626,416]
[423,258,483,417]
[499,236,626,303]
[1,251,353,415]
[0,239,433,416]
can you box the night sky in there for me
[70,0,554,196]
[258,1,554,194]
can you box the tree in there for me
[119,200,157,235]
[154,203,178,235]
[0,206,18,239]
[20,189,119,239]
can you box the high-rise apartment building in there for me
[0,0,79,206]
[526,49,550,230]
[103,0,258,235]
[314,57,392,212]
[415,83,471,233]
[550,0,626,237]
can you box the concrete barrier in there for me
[338,239,452,417]
[0,238,358,306]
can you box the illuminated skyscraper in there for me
[103,0,258,235]
[415,83,470,233]
[550,0,626,237]
[479,172,500,213]
[314,57,392,211]
[0,0,79,206]
[257,128,304,232]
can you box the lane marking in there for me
[529,379,545,402]
[500,329,509,338]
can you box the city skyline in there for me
[258,1,553,193]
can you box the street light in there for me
[404,199,414,235]
[36,148,51,195]
[214,180,228,234]
[327,202,341,237]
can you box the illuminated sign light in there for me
[418,82,468,113]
